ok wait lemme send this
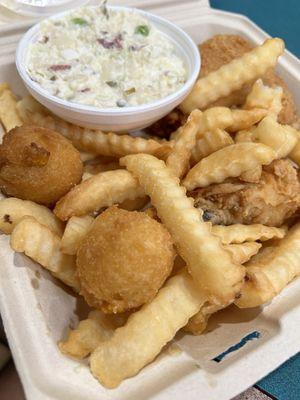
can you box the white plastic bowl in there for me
[16,5,201,132]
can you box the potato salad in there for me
[25,5,187,108]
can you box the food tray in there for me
[0,2,299,399]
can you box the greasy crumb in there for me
[35,270,41,279]
[30,278,39,289]
[3,214,12,224]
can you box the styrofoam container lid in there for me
[0,0,89,17]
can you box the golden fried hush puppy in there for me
[76,206,175,313]
[0,125,83,205]
[199,35,298,125]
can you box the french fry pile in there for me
[1,37,300,388]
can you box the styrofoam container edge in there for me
[0,4,299,400]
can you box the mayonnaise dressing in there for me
[25,6,187,108]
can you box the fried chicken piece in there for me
[190,159,300,227]
[145,108,187,139]
[200,34,253,76]
[199,35,298,125]
[77,207,175,313]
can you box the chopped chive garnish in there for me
[72,17,88,26]
[135,25,150,36]
[101,0,109,19]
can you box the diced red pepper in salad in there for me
[49,64,72,72]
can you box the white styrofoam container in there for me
[0,1,299,399]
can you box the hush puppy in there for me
[76,207,175,313]
[0,125,83,205]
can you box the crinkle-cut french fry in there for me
[183,143,276,190]
[121,154,244,304]
[225,242,262,264]
[236,117,299,159]
[197,107,232,137]
[244,244,275,265]
[185,242,261,335]
[169,127,182,141]
[59,310,127,359]
[195,107,266,140]
[0,89,23,132]
[184,302,224,335]
[60,215,94,255]
[185,245,261,335]
[180,38,285,113]
[228,108,267,133]
[235,129,256,143]
[244,79,283,120]
[19,107,55,128]
[240,165,262,183]
[0,197,64,236]
[90,271,207,388]
[16,96,48,120]
[10,216,79,290]
[54,170,144,221]
[236,223,300,308]
[212,224,287,245]
[18,108,169,158]
[0,83,9,96]
[253,117,298,158]
[79,151,99,163]
[191,129,234,165]
[289,136,300,165]
[166,110,202,178]
[152,140,175,161]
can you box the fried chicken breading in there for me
[199,35,298,125]
[190,159,300,227]
[145,108,187,139]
